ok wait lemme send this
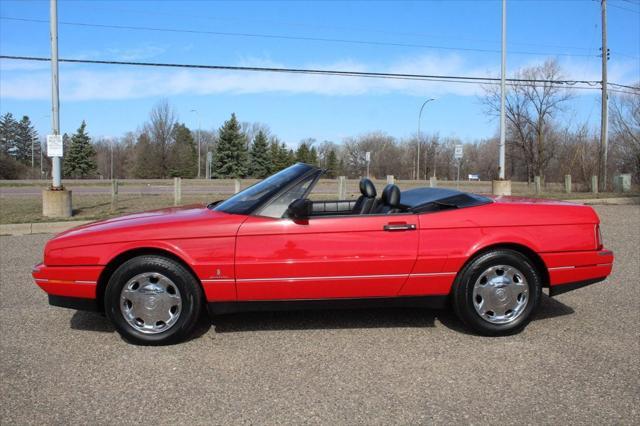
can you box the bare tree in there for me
[610,85,640,183]
[144,100,177,178]
[484,59,573,181]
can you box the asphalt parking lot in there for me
[1,205,638,424]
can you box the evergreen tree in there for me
[287,148,296,166]
[169,123,197,178]
[309,146,318,166]
[14,116,39,166]
[326,149,339,178]
[134,133,157,178]
[295,142,311,164]
[63,121,96,178]
[269,139,285,172]
[213,113,248,178]
[0,113,17,156]
[249,130,271,178]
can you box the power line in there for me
[91,4,610,53]
[609,82,639,91]
[608,2,640,13]
[2,54,638,96]
[0,16,605,59]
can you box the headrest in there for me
[359,178,377,198]
[381,184,401,207]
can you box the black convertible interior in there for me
[310,178,406,217]
[309,177,491,218]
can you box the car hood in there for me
[48,204,247,250]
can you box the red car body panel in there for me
[32,196,614,308]
[236,214,419,300]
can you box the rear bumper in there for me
[549,277,607,297]
[32,263,101,310]
[543,249,614,296]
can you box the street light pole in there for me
[417,98,435,180]
[50,0,61,188]
[491,0,512,196]
[498,0,507,180]
[43,0,72,217]
[190,109,201,178]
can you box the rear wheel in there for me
[104,255,203,345]
[452,249,541,336]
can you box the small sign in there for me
[454,144,464,160]
[207,151,213,162]
[47,134,63,157]
[365,151,371,162]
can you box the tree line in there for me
[1,59,638,185]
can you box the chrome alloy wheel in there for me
[472,265,529,325]
[119,272,182,334]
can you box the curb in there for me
[567,197,639,205]
[0,220,92,236]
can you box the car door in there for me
[235,213,420,301]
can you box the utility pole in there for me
[600,0,609,192]
[191,109,201,178]
[492,0,511,196]
[42,0,72,217]
[50,0,61,189]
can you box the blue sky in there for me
[1,0,638,147]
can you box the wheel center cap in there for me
[495,288,507,301]
[145,295,159,310]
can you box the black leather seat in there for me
[373,184,402,214]
[352,178,377,214]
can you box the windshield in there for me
[213,163,316,215]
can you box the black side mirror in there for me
[287,198,313,220]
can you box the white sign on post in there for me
[365,151,371,162]
[47,134,63,157]
[454,144,464,160]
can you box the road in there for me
[1,205,638,424]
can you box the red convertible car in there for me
[33,163,613,345]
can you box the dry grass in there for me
[0,179,637,224]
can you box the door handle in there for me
[383,223,416,231]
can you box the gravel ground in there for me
[1,205,638,425]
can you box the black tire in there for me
[452,249,541,336]
[104,255,203,345]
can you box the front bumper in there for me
[32,263,102,311]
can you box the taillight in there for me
[596,225,603,250]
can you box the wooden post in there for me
[174,177,182,206]
[564,175,572,194]
[234,179,241,194]
[111,179,118,211]
[534,176,541,194]
[338,176,347,199]
[591,175,599,194]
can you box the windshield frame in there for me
[212,163,322,215]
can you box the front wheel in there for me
[104,255,203,345]
[452,249,541,336]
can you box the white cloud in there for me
[0,53,637,101]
